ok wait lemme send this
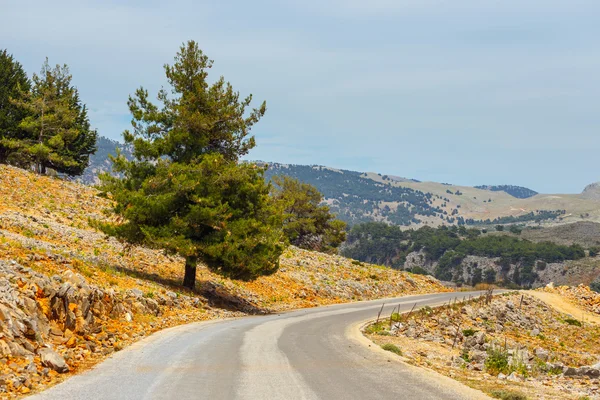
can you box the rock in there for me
[535,347,549,362]
[474,331,486,345]
[530,328,540,337]
[38,348,69,373]
[506,372,521,382]
[470,350,488,363]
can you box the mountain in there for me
[582,182,600,200]
[82,137,600,228]
[473,184,538,199]
[78,136,133,185]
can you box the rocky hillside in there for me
[0,164,448,397]
[366,292,600,399]
[82,137,600,229]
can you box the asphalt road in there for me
[31,291,491,400]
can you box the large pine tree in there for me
[98,41,285,289]
[0,50,31,164]
[10,59,97,175]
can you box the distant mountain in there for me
[473,185,538,199]
[81,137,600,228]
[581,182,600,200]
[79,136,132,185]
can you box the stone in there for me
[38,348,69,373]
[535,347,549,362]
[530,328,540,337]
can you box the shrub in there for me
[365,322,387,334]
[485,346,509,375]
[491,390,528,400]
[564,318,582,327]
[381,343,402,355]
[462,328,478,337]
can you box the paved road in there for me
[32,291,491,400]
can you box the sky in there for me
[2,0,599,193]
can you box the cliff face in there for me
[403,250,600,289]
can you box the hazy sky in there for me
[2,0,599,193]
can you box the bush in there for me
[485,346,509,375]
[381,343,402,355]
[491,390,528,400]
[365,322,387,334]
[564,318,582,327]
[462,328,478,337]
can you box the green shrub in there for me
[491,390,527,400]
[564,318,582,327]
[485,346,509,375]
[365,322,386,334]
[381,343,402,355]
[462,328,478,337]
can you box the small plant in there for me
[462,328,478,337]
[485,346,509,375]
[365,322,386,334]
[390,312,402,322]
[381,343,402,356]
[564,318,582,327]
[491,390,527,400]
[144,291,155,299]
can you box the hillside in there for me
[366,291,600,399]
[0,165,447,397]
[81,138,600,229]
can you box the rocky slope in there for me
[0,165,448,397]
[366,292,600,399]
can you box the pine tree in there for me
[98,41,285,289]
[10,59,97,175]
[0,49,31,164]
[272,176,347,254]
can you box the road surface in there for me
[31,291,491,400]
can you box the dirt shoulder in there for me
[527,290,600,326]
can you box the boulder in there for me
[38,348,69,373]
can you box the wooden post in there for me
[376,303,385,324]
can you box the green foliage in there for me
[0,49,31,164]
[98,41,285,288]
[564,318,582,327]
[6,58,97,175]
[591,280,600,294]
[342,222,584,286]
[496,225,504,232]
[365,321,387,334]
[485,346,509,375]
[272,176,346,254]
[462,328,478,337]
[381,343,402,355]
[490,390,528,400]
[509,225,522,235]
[475,185,537,199]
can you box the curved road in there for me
[32,291,490,400]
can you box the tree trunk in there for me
[183,256,197,290]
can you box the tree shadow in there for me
[101,262,268,315]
